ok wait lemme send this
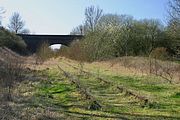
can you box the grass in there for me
[171,92,180,98]
[37,58,180,119]
[2,57,180,119]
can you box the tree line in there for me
[1,1,180,60]
[61,0,180,62]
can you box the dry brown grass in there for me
[108,56,180,83]
[0,47,25,100]
[39,56,180,84]
[1,50,179,119]
[0,47,69,120]
[25,54,180,84]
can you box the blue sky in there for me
[0,0,169,34]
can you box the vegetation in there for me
[0,1,180,119]
[0,9,28,53]
[35,42,55,64]
[8,12,30,34]
[0,47,24,101]
[70,6,103,35]
[62,2,180,62]
[1,55,179,119]
[0,27,27,53]
[62,15,172,61]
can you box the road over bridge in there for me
[17,34,83,53]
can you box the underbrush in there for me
[0,47,25,101]
[1,59,179,119]
[108,56,180,84]
[35,42,56,64]
[1,49,179,119]
[0,28,27,54]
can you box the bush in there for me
[59,30,117,62]
[150,47,170,60]
[36,42,54,63]
[59,40,89,61]
[0,27,27,53]
[82,31,116,61]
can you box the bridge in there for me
[17,34,83,52]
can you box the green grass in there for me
[45,57,180,119]
[77,73,179,117]
[11,61,180,119]
[171,92,180,98]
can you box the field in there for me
[1,51,180,119]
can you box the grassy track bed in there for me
[57,60,180,118]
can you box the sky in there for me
[0,0,169,35]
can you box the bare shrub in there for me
[148,48,179,83]
[177,66,180,81]
[153,60,179,83]
[78,61,84,76]
[36,41,54,64]
[150,47,170,60]
[113,56,180,83]
[59,40,89,62]
[0,47,24,101]
[121,56,131,69]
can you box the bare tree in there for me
[168,0,180,34]
[85,6,103,32]
[70,25,84,35]
[168,0,180,55]
[8,12,27,33]
[168,0,180,21]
